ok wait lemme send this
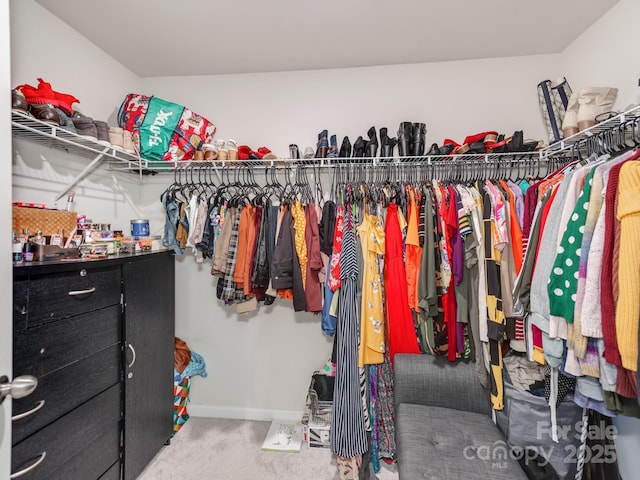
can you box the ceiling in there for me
[35,0,618,78]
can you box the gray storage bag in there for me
[494,380,584,480]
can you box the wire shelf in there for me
[11,111,141,166]
[540,105,640,158]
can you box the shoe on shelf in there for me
[29,103,60,125]
[11,89,29,114]
[94,120,111,147]
[380,131,397,159]
[352,136,366,157]
[289,144,300,159]
[303,146,314,159]
[216,139,228,160]
[365,126,378,157]
[327,134,339,158]
[426,143,440,156]
[316,129,329,158]
[227,139,239,160]
[411,122,427,156]
[397,121,412,157]
[202,143,218,160]
[109,127,125,151]
[72,115,97,139]
[339,136,352,158]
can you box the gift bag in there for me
[117,93,216,162]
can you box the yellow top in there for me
[615,161,640,371]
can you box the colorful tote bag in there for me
[118,93,216,162]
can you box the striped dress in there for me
[331,204,368,458]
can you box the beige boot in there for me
[576,86,618,131]
[562,93,580,139]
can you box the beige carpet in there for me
[138,417,399,480]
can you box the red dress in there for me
[384,203,421,364]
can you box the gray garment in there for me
[529,169,576,367]
[417,190,437,317]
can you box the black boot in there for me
[365,126,378,157]
[411,122,427,156]
[339,136,352,158]
[352,136,366,157]
[397,121,412,157]
[327,134,338,158]
[380,127,397,158]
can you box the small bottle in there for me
[12,232,23,263]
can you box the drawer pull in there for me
[10,451,46,479]
[67,287,96,296]
[12,399,45,421]
[127,343,137,368]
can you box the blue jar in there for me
[130,219,150,237]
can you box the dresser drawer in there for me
[14,265,121,328]
[11,383,122,480]
[14,304,121,378]
[12,343,122,445]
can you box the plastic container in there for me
[130,219,150,237]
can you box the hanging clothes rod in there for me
[111,151,557,173]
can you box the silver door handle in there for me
[12,399,46,421]
[10,452,46,479]
[0,375,38,404]
[127,343,137,368]
[68,287,96,296]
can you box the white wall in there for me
[561,0,640,109]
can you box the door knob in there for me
[0,375,38,404]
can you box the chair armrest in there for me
[394,353,490,415]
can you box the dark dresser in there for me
[11,250,175,480]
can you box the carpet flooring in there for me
[138,417,399,480]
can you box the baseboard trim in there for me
[188,405,303,422]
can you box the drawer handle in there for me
[127,343,137,368]
[67,287,96,296]
[12,399,45,421]
[10,451,46,479]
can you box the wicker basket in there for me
[12,207,77,237]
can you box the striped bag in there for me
[537,77,572,144]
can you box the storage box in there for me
[12,206,77,237]
[307,421,331,449]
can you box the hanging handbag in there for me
[537,77,572,144]
[117,93,216,162]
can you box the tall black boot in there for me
[411,122,427,156]
[339,136,352,158]
[352,136,366,157]
[397,121,412,157]
[365,126,378,157]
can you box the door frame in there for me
[1,0,14,476]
